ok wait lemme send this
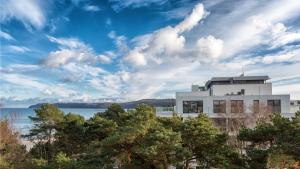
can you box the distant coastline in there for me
[28,99,176,109]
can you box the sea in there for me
[0,108,106,134]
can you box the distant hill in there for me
[28,99,176,109]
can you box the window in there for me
[267,100,281,113]
[231,100,244,113]
[183,101,203,113]
[241,89,245,95]
[253,100,259,113]
[213,100,226,113]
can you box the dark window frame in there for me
[267,100,281,113]
[231,100,244,113]
[183,100,203,113]
[213,100,226,113]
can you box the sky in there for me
[1,0,300,107]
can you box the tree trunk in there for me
[184,160,190,169]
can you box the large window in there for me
[183,101,203,113]
[253,100,259,113]
[267,100,281,113]
[231,100,244,113]
[213,100,226,113]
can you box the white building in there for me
[176,75,291,119]
[290,100,300,113]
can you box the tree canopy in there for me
[3,104,300,169]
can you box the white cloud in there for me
[0,64,39,73]
[83,5,100,12]
[211,0,300,58]
[175,3,206,33]
[148,27,185,56]
[44,49,87,67]
[261,48,300,64]
[44,36,108,67]
[42,36,113,84]
[1,73,76,98]
[123,3,206,66]
[7,45,30,53]
[109,0,168,12]
[89,72,126,97]
[117,1,300,101]
[47,35,86,49]
[3,0,300,104]
[196,35,223,59]
[124,49,147,66]
[62,63,107,77]
[0,0,46,30]
[108,31,128,54]
[270,23,300,49]
[0,31,15,41]
[98,54,112,64]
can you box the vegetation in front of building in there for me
[0,104,299,169]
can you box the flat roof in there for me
[205,75,270,87]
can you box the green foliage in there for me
[85,115,117,141]
[238,113,300,168]
[20,104,299,169]
[98,104,157,167]
[267,153,297,169]
[54,113,86,155]
[31,158,49,169]
[24,104,65,159]
[53,152,74,169]
[180,114,246,169]
[0,119,31,169]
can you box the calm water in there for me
[0,108,106,134]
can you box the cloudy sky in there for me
[1,0,300,107]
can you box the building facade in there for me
[290,100,300,113]
[176,75,291,118]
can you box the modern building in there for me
[176,75,291,120]
[290,100,300,113]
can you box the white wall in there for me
[175,94,290,118]
[211,83,272,96]
[177,91,209,97]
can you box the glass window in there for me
[231,100,244,113]
[183,101,203,113]
[253,100,259,113]
[267,100,281,113]
[241,89,245,95]
[213,100,226,113]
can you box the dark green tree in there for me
[238,112,300,169]
[180,114,245,169]
[54,113,86,156]
[25,104,64,160]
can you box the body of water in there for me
[0,108,106,134]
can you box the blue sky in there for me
[1,0,300,107]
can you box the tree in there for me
[129,122,186,169]
[99,103,126,125]
[53,152,74,169]
[99,104,156,168]
[180,114,245,169]
[238,112,300,169]
[54,113,86,156]
[25,104,64,160]
[0,119,30,169]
